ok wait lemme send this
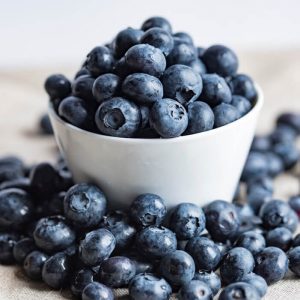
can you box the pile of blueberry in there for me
[0,112,300,300]
[45,16,257,138]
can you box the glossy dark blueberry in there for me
[187,59,207,75]
[266,227,293,251]
[220,247,254,285]
[265,152,284,177]
[216,241,232,259]
[0,156,25,183]
[228,74,257,103]
[95,97,141,138]
[13,237,36,264]
[85,46,114,77]
[129,273,172,300]
[101,210,136,251]
[270,124,297,145]
[234,202,255,222]
[231,95,252,117]
[79,228,116,266]
[193,271,221,296]
[82,282,114,300]
[64,183,107,228]
[235,231,266,255]
[92,73,121,103]
[293,234,300,247]
[33,216,76,252]
[199,74,232,106]
[130,193,166,227]
[241,273,267,297]
[173,32,194,45]
[75,67,91,79]
[136,226,177,259]
[122,73,163,105]
[219,282,260,300]
[125,44,166,77]
[169,203,206,240]
[273,142,299,170]
[277,112,300,134]
[251,135,272,152]
[39,113,53,135]
[247,176,274,195]
[289,195,300,217]
[42,252,72,289]
[185,101,214,134]
[71,268,94,298]
[113,57,132,79]
[72,75,96,104]
[213,103,239,128]
[99,256,136,288]
[44,191,65,216]
[247,187,272,215]
[44,74,71,100]
[150,98,188,138]
[114,27,143,58]
[259,199,297,231]
[178,280,212,300]
[0,177,31,192]
[141,27,174,56]
[204,200,240,242]
[186,237,221,271]
[0,232,20,264]
[288,246,300,277]
[159,250,195,287]
[162,64,202,105]
[58,96,95,131]
[141,16,172,33]
[241,151,269,181]
[202,45,238,77]
[23,250,48,280]
[254,246,288,284]
[167,40,197,66]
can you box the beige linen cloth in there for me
[0,50,300,299]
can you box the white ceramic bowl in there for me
[49,86,263,209]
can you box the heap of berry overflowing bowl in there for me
[1,16,300,300]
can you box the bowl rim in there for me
[48,84,264,144]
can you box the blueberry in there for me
[169,203,206,240]
[277,112,300,134]
[266,227,293,251]
[64,183,107,228]
[199,74,232,106]
[79,228,116,266]
[220,247,254,285]
[92,73,121,103]
[33,216,76,252]
[186,237,221,271]
[213,103,239,128]
[71,268,94,298]
[187,59,207,75]
[150,98,188,138]
[85,46,114,77]
[125,44,166,77]
[72,75,96,104]
[251,135,272,152]
[42,252,72,289]
[231,95,252,117]
[95,97,141,138]
[241,273,267,297]
[129,273,172,300]
[204,200,240,242]
[247,176,274,195]
[122,73,163,105]
[162,64,202,104]
[193,271,221,296]
[98,256,136,288]
[114,27,143,58]
[167,40,197,66]
[44,74,71,100]
[293,234,300,247]
[75,67,91,79]
[141,27,174,56]
[202,45,238,77]
[127,253,154,274]
[288,246,300,277]
[228,74,257,103]
[13,237,36,264]
[270,124,297,144]
[259,199,297,232]
[185,101,214,134]
[216,241,232,259]
[234,231,266,255]
[0,232,20,264]
[247,188,272,215]
[254,246,288,284]
[233,202,255,222]
[136,226,177,259]
[58,96,95,131]
[23,250,49,280]
[130,193,167,227]
[82,282,114,300]
[219,282,260,300]
[197,47,205,58]
[173,32,194,45]
[39,113,53,135]
[178,280,212,300]
[273,142,299,170]
[288,195,300,217]
[0,156,25,183]
[265,152,284,177]
[141,16,172,33]
[0,177,31,192]
[113,57,132,79]
[101,210,136,251]
[44,191,65,216]
[159,250,195,287]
